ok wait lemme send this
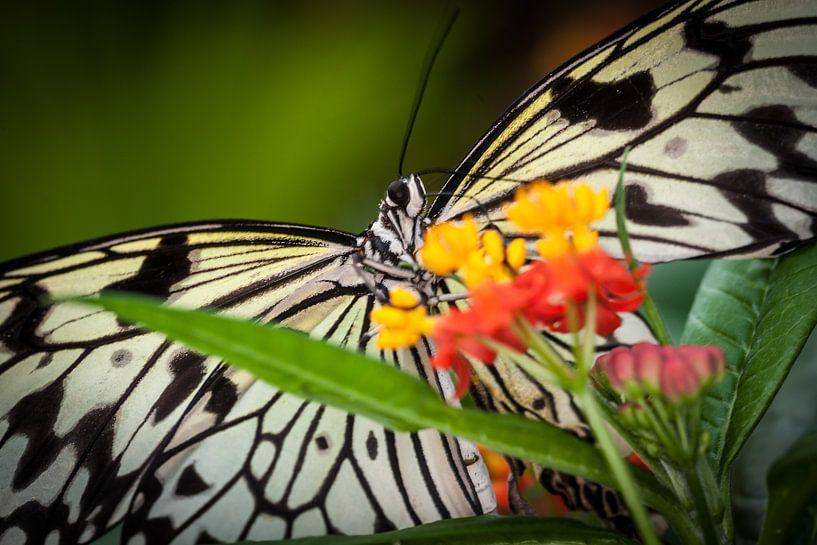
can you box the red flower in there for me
[595,342,726,402]
[431,282,527,398]
[513,248,648,336]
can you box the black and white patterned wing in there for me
[429,0,817,262]
[0,222,494,545]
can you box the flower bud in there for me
[630,342,662,393]
[660,353,700,401]
[595,342,726,403]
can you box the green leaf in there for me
[681,243,817,479]
[245,516,637,545]
[77,293,685,531]
[758,431,817,545]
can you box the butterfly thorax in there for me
[355,173,438,298]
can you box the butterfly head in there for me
[384,174,426,218]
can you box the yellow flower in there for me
[460,231,527,288]
[370,288,435,349]
[419,215,481,276]
[507,180,609,258]
[419,216,528,288]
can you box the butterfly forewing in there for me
[429,0,817,262]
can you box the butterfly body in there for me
[2,0,817,543]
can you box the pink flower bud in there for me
[681,345,726,383]
[660,353,699,401]
[604,347,637,390]
[630,342,662,392]
[596,342,726,403]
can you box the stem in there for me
[577,388,662,545]
[481,338,561,387]
[684,459,720,545]
[514,318,575,385]
[593,390,671,484]
[566,303,583,365]
[642,294,672,346]
[640,404,681,461]
[612,151,672,346]
[579,290,597,380]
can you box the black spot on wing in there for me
[365,430,378,461]
[552,71,655,131]
[713,169,798,241]
[625,184,691,227]
[733,105,817,179]
[315,435,330,450]
[203,372,240,424]
[107,234,191,298]
[153,351,207,423]
[6,381,64,490]
[718,83,741,94]
[110,349,132,367]
[789,61,817,90]
[0,285,48,357]
[684,18,751,70]
[176,465,211,496]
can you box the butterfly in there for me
[1,0,815,544]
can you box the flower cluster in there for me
[368,177,732,545]
[507,181,609,258]
[419,216,526,288]
[594,342,727,466]
[431,282,528,397]
[595,342,726,402]
[373,180,651,397]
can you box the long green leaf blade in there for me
[246,516,637,545]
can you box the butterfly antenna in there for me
[397,6,459,177]
[425,191,496,226]
[416,166,526,184]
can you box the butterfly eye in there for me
[387,180,411,208]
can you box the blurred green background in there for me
[0,0,703,329]
[2,2,810,543]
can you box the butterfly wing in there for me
[0,221,493,545]
[429,0,817,262]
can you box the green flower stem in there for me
[482,338,560,387]
[675,410,691,456]
[574,294,659,545]
[650,399,681,458]
[612,154,672,346]
[640,404,681,462]
[684,459,720,545]
[565,303,583,366]
[578,290,597,380]
[514,319,575,385]
[640,294,672,346]
[576,387,661,545]
[593,391,671,484]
